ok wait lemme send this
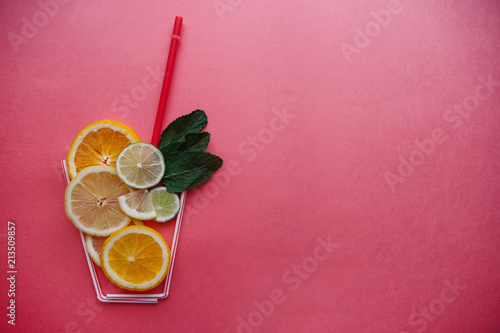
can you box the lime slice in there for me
[150,187,180,222]
[116,142,165,189]
[118,189,156,220]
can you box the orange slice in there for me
[85,219,145,267]
[101,226,171,291]
[67,120,140,179]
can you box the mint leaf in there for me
[160,142,183,156]
[178,132,210,152]
[162,151,223,193]
[160,132,210,156]
[159,110,207,149]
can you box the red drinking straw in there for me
[151,16,183,146]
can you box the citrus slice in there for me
[116,142,165,189]
[150,187,180,222]
[65,165,133,236]
[85,219,145,267]
[67,120,140,179]
[118,189,156,220]
[101,226,171,291]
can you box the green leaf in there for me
[159,109,207,149]
[160,141,183,156]
[162,151,223,193]
[178,132,210,152]
[160,132,211,156]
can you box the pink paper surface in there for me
[1,0,500,332]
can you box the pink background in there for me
[1,0,500,332]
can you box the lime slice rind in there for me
[150,187,180,222]
[116,142,166,189]
[118,190,157,220]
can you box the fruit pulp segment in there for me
[70,172,130,230]
[108,233,164,284]
[124,190,154,213]
[74,128,131,174]
[152,194,176,210]
[92,236,107,254]
[150,190,179,220]
[120,145,164,186]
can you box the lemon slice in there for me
[67,120,140,179]
[116,142,165,189]
[101,226,171,291]
[150,187,180,222]
[118,189,156,220]
[85,219,144,267]
[64,166,132,236]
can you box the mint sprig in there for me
[159,110,223,193]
